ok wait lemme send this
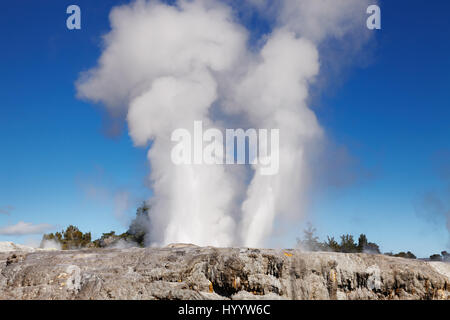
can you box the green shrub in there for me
[393,251,416,259]
[42,225,92,250]
[430,254,442,261]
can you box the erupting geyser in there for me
[77,0,375,247]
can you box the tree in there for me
[339,234,358,253]
[357,234,368,253]
[324,236,340,252]
[318,233,381,254]
[297,223,324,251]
[355,234,381,254]
[394,251,416,259]
[126,201,151,246]
[365,242,381,254]
[430,254,442,261]
[41,225,92,250]
[93,231,120,248]
[92,202,152,248]
[41,202,152,250]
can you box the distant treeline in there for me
[41,202,150,250]
[41,205,450,262]
[297,223,449,262]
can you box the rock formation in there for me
[0,245,449,300]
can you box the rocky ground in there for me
[0,243,449,300]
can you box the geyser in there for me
[77,0,375,247]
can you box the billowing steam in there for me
[77,0,375,247]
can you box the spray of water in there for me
[77,0,375,247]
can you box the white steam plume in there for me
[77,0,375,247]
[223,30,321,247]
[77,0,247,246]
[224,0,375,247]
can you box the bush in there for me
[297,226,381,254]
[356,234,381,254]
[40,202,151,250]
[357,234,368,252]
[394,251,416,259]
[324,236,340,252]
[364,242,381,254]
[430,254,442,261]
[339,234,358,253]
[125,201,151,246]
[41,225,92,250]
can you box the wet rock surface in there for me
[0,246,449,300]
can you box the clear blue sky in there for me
[0,0,449,257]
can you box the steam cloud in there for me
[77,0,375,247]
[415,151,450,247]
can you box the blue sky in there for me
[0,0,449,257]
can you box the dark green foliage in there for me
[297,224,380,254]
[92,231,116,248]
[426,251,450,262]
[297,224,445,258]
[357,234,368,252]
[41,225,92,250]
[126,201,151,246]
[394,251,417,259]
[364,242,381,254]
[430,254,442,261]
[324,236,340,252]
[339,234,358,253]
[91,202,151,248]
[92,230,136,248]
[427,251,450,262]
[357,234,381,254]
[40,202,151,250]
